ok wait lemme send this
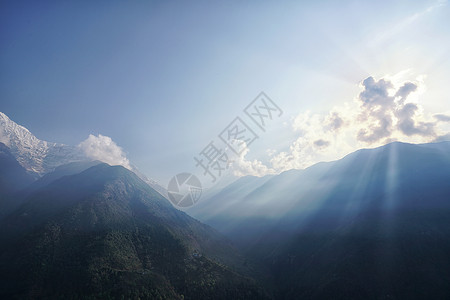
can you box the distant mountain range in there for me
[1,111,450,299]
[188,141,450,235]
[188,141,450,299]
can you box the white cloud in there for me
[230,141,276,177]
[356,76,440,142]
[225,74,449,177]
[324,111,345,132]
[266,148,277,157]
[265,74,449,174]
[434,113,450,122]
[78,134,131,169]
[313,139,330,148]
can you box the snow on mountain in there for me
[0,112,86,176]
[0,112,167,196]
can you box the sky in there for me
[1,0,450,187]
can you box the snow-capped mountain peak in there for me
[0,112,167,196]
[0,112,86,176]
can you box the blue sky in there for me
[1,0,449,185]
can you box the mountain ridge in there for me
[0,163,268,299]
[186,140,450,298]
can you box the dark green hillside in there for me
[0,164,267,299]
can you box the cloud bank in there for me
[232,75,450,176]
[230,141,276,177]
[78,134,131,169]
